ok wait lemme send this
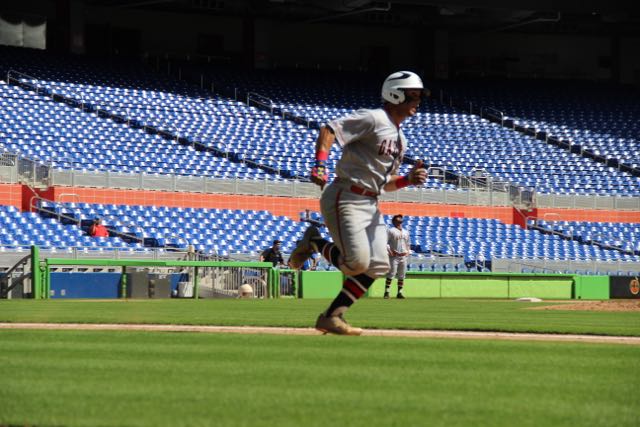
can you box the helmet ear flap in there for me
[389,89,405,104]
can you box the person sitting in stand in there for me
[260,239,285,267]
[88,218,109,237]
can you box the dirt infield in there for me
[532,300,640,312]
[1,322,639,345]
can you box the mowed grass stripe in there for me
[0,299,639,336]
[0,330,638,427]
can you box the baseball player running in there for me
[384,214,410,299]
[289,71,428,335]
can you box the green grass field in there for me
[1,298,639,426]
[1,298,639,336]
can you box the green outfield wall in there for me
[368,276,441,298]
[301,271,609,300]
[573,275,610,300]
[299,271,343,298]
[507,276,574,299]
[29,247,610,300]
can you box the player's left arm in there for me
[383,160,427,192]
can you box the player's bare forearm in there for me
[383,175,404,192]
[316,126,335,154]
[310,126,335,188]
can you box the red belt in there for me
[350,185,378,198]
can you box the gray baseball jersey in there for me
[387,227,410,255]
[328,108,406,194]
[387,226,410,280]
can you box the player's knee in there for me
[344,260,368,276]
[368,258,390,278]
[341,252,370,276]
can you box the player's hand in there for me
[408,159,427,185]
[311,164,328,189]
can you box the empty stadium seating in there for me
[530,219,640,255]
[0,47,452,187]
[0,47,638,275]
[1,200,637,273]
[0,80,281,180]
[437,79,640,176]
[0,205,138,251]
[35,201,331,256]
[4,46,638,195]
[303,211,639,265]
[181,64,640,196]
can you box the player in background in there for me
[289,71,429,335]
[384,214,411,299]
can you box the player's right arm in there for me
[310,126,336,188]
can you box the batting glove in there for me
[311,160,328,188]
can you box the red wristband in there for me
[315,150,329,161]
[396,176,410,189]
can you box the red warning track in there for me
[0,322,639,345]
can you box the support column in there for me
[31,245,41,299]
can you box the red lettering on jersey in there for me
[378,139,400,156]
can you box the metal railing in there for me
[0,253,32,298]
[437,87,640,178]
[456,167,535,209]
[480,106,505,126]
[246,92,275,114]
[7,69,40,88]
[25,196,254,261]
[29,195,146,245]
[197,264,270,298]
[492,256,640,275]
[0,148,50,187]
[7,69,88,110]
[0,150,18,182]
[278,269,298,297]
[422,242,465,266]
[1,148,636,211]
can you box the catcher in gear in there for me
[290,71,429,335]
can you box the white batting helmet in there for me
[381,71,425,104]
[238,284,254,298]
